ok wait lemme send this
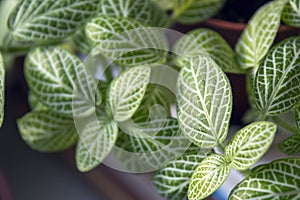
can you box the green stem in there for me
[104,68,113,82]
[272,116,298,134]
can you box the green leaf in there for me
[229,158,300,200]
[76,116,118,172]
[235,0,286,70]
[225,121,276,171]
[173,28,244,74]
[177,56,232,148]
[173,0,225,24]
[152,151,209,200]
[0,53,5,127]
[85,17,168,67]
[8,0,98,42]
[0,0,18,46]
[17,110,77,152]
[279,134,300,154]
[295,103,300,130]
[25,46,98,117]
[254,37,300,117]
[28,91,48,111]
[71,29,94,54]
[282,0,300,27]
[109,66,151,122]
[188,154,230,200]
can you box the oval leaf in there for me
[109,66,151,122]
[188,154,230,200]
[0,53,5,127]
[235,0,285,70]
[17,111,77,152]
[279,134,300,154]
[282,0,300,27]
[177,56,232,148]
[225,121,277,170]
[254,37,300,117]
[8,0,98,42]
[229,158,300,200]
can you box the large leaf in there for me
[76,116,118,172]
[86,17,168,66]
[225,121,276,171]
[152,151,209,200]
[229,158,300,200]
[109,66,151,122]
[188,154,230,200]
[25,46,97,117]
[17,111,77,152]
[177,56,232,148]
[0,53,5,127]
[254,37,300,117]
[235,0,285,70]
[279,134,300,154]
[172,0,225,24]
[282,0,300,27]
[173,28,243,74]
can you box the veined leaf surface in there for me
[235,0,285,70]
[72,29,94,54]
[279,134,300,154]
[225,121,276,170]
[254,37,300,117]
[8,0,98,42]
[0,53,4,127]
[282,0,300,27]
[296,103,300,130]
[188,154,230,200]
[177,56,232,148]
[229,158,300,200]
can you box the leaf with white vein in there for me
[25,46,97,117]
[0,53,5,127]
[152,151,209,200]
[282,0,300,27]
[235,0,285,70]
[225,121,276,171]
[296,103,300,130]
[229,158,300,200]
[17,110,77,152]
[109,66,151,122]
[188,154,230,200]
[279,134,300,154]
[8,0,98,42]
[173,0,225,24]
[254,37,300,117]
[71,29,94,54]
[86,17,168,66]
[76,116,118,172]
[177,55,232,148]
[173,28,244,74]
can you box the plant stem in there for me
[272,116,298,134]
[104,68,113,82]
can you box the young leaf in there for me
[229,158,300,200]
[8,0,98,42]
[172,0,225,24]
[152,151,209,200]
[173,28,243,74]
[109,66,151,122]
[235,0,286,70]
[279,134,300,154]
[0,53,5,127]
[282,0,300,27]
[177,56,232,148]
[254,37,300,117]
[225,121,277,171]
[25,46,97,117]
[76,116,118,172]
[188,154,231,200]
[296,103,300,130]
[17,111,77,152]
[85,17,168,66]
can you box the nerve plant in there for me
[0,0,299,199]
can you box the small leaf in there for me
[17,110,77,152]
[76,116,118,172]
[151,0,173,10]
[279,134,300,154]
[229,158,300,200]
[0,53,5,127]
[86,17,168,66]
[254,37,300,117]
[177,56,232,148]
[109,66,151,122]
[152,151,209,200]
[296,103,300,130]
[173,0,225,24]
[225,121,277,170]
[235,0,286,70]
[282,0,300,27]
[28,91,48,111]
[173,28,244,74]
[188,154,230,200]
[8,0,99,42]
[0,0,18,45]
[25,46,97,117]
